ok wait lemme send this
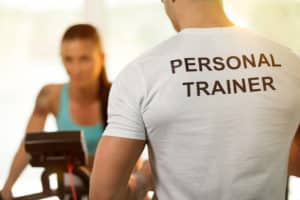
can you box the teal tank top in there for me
[56,84,104,156]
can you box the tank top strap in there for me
[57,83,71,127]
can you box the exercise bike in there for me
[10,131,90,200]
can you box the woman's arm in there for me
[1,85,54,199]
[132,160,154,200]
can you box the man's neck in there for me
[178,2,234,30]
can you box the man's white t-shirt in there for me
[104,27,300,200]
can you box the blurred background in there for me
[0,0,299,199]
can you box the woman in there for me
[0,24,111,199]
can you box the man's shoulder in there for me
[132,34,180,65]
[241,28,299,57]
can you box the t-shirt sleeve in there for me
[103,62,147,140]
[293,51,300,125]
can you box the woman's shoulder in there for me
[36,83,65,114]
[39,83,64,98]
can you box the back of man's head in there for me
[162,0,232,31]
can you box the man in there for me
[90,0,300,199]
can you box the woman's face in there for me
[61,39,104,87]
